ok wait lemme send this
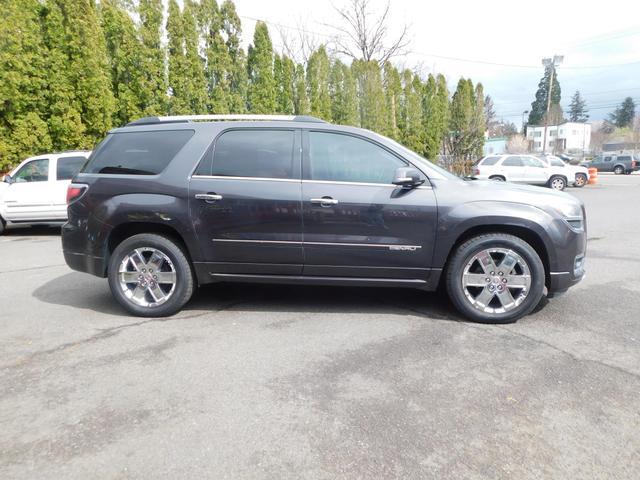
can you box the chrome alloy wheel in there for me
[118,247,177,307]
[461,248,532,314]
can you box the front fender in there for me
[432,201,563,271]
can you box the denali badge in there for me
[389,245,420,251]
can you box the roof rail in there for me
[126,114,327,126]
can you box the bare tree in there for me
[330,0,410,65]
[276,19,322,64]
[506,134,529,154]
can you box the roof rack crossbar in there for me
[126,114,327,126]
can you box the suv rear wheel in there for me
[445,233,545,323]
[108,233,195,317]
[574,173,587,188]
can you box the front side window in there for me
[14,159,49,183]
[56,156,88,180]
[604,157,612,162]
[84,130,194,175]
[207,129,295,179]
[308,132,406,184]
[502,156,523,167]
[550,158,565,167]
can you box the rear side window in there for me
[618,156,630,161]
[480,156,499,166]
[83,130,194,175]
[56,156,87,180]
[205,129,296,179]
[502,156,523,167]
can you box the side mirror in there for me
[2,174,12,184]
[392,167,424,188]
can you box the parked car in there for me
[472,154,573,190]
[0,151,91,234]
[535,154,590,188]
[62,115,586,324]
[581,154,639,174]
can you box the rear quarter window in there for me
[480,156,500,166]
[83,130,194,175]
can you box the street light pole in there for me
[541,55,563,154]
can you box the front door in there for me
[301,130,437,280]
[2,158,53,221]
[522,156,550,184]
[189,128,303,275]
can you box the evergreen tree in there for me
[294,63,310,115]
[352,60,387,132]
[100,0,144,125]
[275,54,295,114]
[42,0,115,149]
[422,73,449,160]
[447,78,475,161]
[472,83,486,158]
[307,46,331,120]
[609,97,635,128]
[400,69,423,153]
[247,21,276,113]
[182,0,208,113]
[329,60,358,126]
[138,0,167,115]
[568,90,588,122]
[199,0,230,113]
[220,0,247,112]
[383,62,402,140]
[166,0,188,113]
[0,0,51,170]
[528,65,561,125]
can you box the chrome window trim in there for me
[191,175,432,189]
[192,175,300,183]
[212,238,422,250]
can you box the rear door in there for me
[189,128,304,275]
[2,158,53,221]
[51,155,89,219]
[300,130,437,280]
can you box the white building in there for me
[526,122,591,154]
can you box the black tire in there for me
[445,233,546,324]
[108,233,195,317]
[613,165,624,175]
[574,173,587,188]
[548,175,566,191]
[0,216,5,236]
[489,176,506,182]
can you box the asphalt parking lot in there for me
[1,174,639,479]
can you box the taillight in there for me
[66,184,87,204]
[473,168,480,176]
[633,160,637,168]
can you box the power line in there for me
[242,14,640,71]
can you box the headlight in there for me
[551,200,583,229]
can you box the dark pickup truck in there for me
[582,154,639,174]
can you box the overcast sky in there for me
[231,0,640,126]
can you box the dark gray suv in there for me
[62,115,586,323]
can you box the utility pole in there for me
[541,55,563,154]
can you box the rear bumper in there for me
[61,221,108,277]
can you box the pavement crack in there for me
[496,325,640,380]
[0,264,67,274]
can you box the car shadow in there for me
[2,224,62,237]
[33,271,465,322]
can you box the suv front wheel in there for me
[445,233,545,323]
[108,233,195,317]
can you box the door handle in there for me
[195,193,223,203]
[310,196,338,207]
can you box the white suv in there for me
[0,151,91,234]
[472,154,586,190]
